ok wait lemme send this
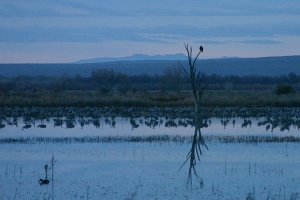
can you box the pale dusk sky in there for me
[0,0,300,63]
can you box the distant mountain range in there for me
[0,55,300,77]
[74,53,187,63]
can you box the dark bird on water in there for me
[39,178,49,185]
[37,124,46,128]
[39,164,50,185]
[22,124,32,130]
[199,46,204,52]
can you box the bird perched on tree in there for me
[199,46,204,52]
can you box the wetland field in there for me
[0,107,299,199]
[2,0,300,199]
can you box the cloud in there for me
[194,40,228,45]
[0,22,299,44]
[0,26,167,43]
[144,23,300,38]
[239,39,282,45]
[1,0,300,18]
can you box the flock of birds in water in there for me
[0,115,208,130]
[1,107,299,186]
[0,106,300,132]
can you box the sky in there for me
[0,0,300,63]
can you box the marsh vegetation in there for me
[0,68,300,107]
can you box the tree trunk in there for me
[195,101,200,114]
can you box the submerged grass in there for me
[1,135,300,144]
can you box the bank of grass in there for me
[0,90,299,107]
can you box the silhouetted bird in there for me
[22,124,32,130]
[130,118,139,130]
[199,46,204,52]
[39,164,49,185]
[266,124,271,131]
[37,124,46,128]
[66,121,75,129]
[39,178,49,185]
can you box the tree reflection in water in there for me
[179,115,208,186]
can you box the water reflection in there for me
[178,115,300,185]
[180,115,208,185]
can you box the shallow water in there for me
[0,142,299,200]
[0,117,299,139]
[1,116,299,199]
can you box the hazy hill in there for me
[75,53,187,63]
[0,55,300,77]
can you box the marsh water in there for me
[1,111,300,199]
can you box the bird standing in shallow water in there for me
[39,178,49,185]
[39,164,50,185]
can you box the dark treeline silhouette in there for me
[0,69,299,93]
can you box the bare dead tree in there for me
[178,44,208,186]
[178,44,207,114]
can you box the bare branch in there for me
[196,71,202,89]
[177,61,191,82]
[192,50,202,68]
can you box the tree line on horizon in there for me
[0,68,299,94]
